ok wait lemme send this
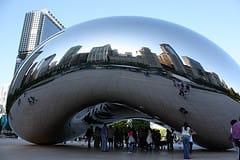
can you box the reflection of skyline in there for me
[28,42,229,92]
[12,14,240,96]
[158,43,227,90]
[9,41,240,122]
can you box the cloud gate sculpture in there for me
[7,16,240,150]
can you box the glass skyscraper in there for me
[15,9,64,74]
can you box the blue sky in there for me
[1,0,240,91]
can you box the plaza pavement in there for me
[0,137,236,160]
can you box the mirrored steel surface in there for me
[7,16,240,149]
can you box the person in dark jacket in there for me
[85,126,93,149]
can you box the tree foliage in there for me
[111,119,150,130]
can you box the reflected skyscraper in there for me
[59,45,82,68]
[139,47,162,68]
[15,9,64,74]
[159,44,186,75]
[182,56,208,81]
[206,72,224,88]
[87,44,111,63]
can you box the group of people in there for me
[83,124,177,152]
[173,79,191,98]
[83,122,196,159]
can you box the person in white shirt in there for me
[181,122,191,159]
[146,128,153,151]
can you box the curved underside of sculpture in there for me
[7,16,240,150]
[8,68,240,149]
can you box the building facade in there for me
[15,9,64,74]
[87,44,112,63]
[182,56,208,81]
[139,47,162,68]
[0,85,9,113]
[159,44,186,75]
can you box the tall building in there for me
[0,84,9,113]
[206,72,223,87]
[87,44,112,63]
[58,45,82,68]
[139,47,162,68]
[159,44,186,75]
[15,9,64,74]
[182,56,208,81]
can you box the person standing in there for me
[189,134,193,154]
[0,114,7,135]
[127,127,135,153]
[146,128,153,152]
[189,129,197,153]
[181,122,191,159]
[166,129,172,150]
[230,120,238,153]
[107,126,114,150]
[101,123,108,152]
[170,128,175,150]
[231,120,240,160]
[166,129,174,151]
[85,126,93,149]
[137,128,145,151]
[94,126,101,149]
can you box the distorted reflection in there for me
[7,16,240,150]
[16,43,239,104]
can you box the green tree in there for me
[229,87,236,97]
[112,119,150,130]
[131,119,150,130]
